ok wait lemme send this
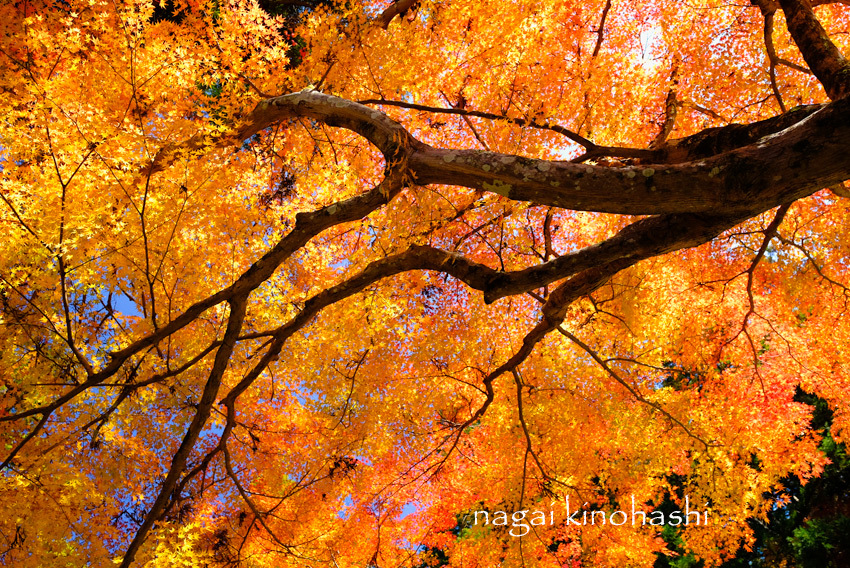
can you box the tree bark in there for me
[240,90,850,217]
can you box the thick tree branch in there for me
[411,96,849,215]
[241,90,418,163]
[650,59,680,147]
[165,91,846,220]
[376,0,420,29]
[482,212,750,302]
[119,296,248,568]
[777,0,850,99]
[655,103,822,162]
[4,91,849,445]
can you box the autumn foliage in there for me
[2,0,850,566]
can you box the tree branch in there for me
[359,97,596,149]
[650,59,680,147]
[592,0,613,58]
[556,327,714,450]
[411,96,848,215]
[655,102,822,162]
[778,0,850,100]
[762,9,789,111]
[376,0,420,29]
[120,296,248,568]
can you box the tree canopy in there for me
[2,0,850,566]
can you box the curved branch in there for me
[376,0,419,29]
[152,90,847,220]
[242,90,418,162]
[216,243,637,431]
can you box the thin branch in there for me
[591,0,613,58]
[557,327,715,450]
[440,91,491,150]
[678,100,728,123]
[778,235,850,293]
[512,368,550,481]
[745,203,792,313]
[223,444,297,555]
[762,9,788,112]
[359,97,596,149]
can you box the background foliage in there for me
[2,0,850,566]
